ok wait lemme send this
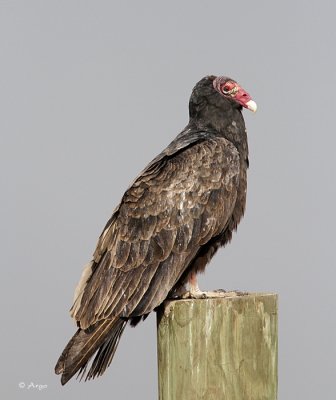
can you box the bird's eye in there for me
[221,82,238,96]
[222,83,234,94]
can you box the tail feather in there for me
[55,318,127,385]
[79,318,126,381]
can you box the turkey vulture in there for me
[55,75,256,384]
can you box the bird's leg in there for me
[187,271,207,298]
[182,271,248,299]
[167,272,205,299]
[169,272,248,300]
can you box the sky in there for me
[1,1,335,399]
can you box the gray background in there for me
[1,1,335,399]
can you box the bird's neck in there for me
[188,107,249,160]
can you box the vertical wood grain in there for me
[157,294,278,400]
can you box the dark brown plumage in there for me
[55,75,256,385]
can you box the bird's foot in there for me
[181,287,207,299]
[168,272,248,300]
[168,285,210,299]
[181,289,248,299]
[204,289,248,298]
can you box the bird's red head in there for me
[213,76,257,112]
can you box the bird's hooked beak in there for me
[235,86,257,113]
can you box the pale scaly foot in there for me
[181,272,248,299]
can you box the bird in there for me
[55,75,257,385]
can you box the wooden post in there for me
[157,293,278,400]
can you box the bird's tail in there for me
[55,318,127,385]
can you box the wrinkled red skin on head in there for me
[213,77,253,110]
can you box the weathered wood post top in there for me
[157,293,278,400]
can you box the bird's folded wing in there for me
[70,136,240,330]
